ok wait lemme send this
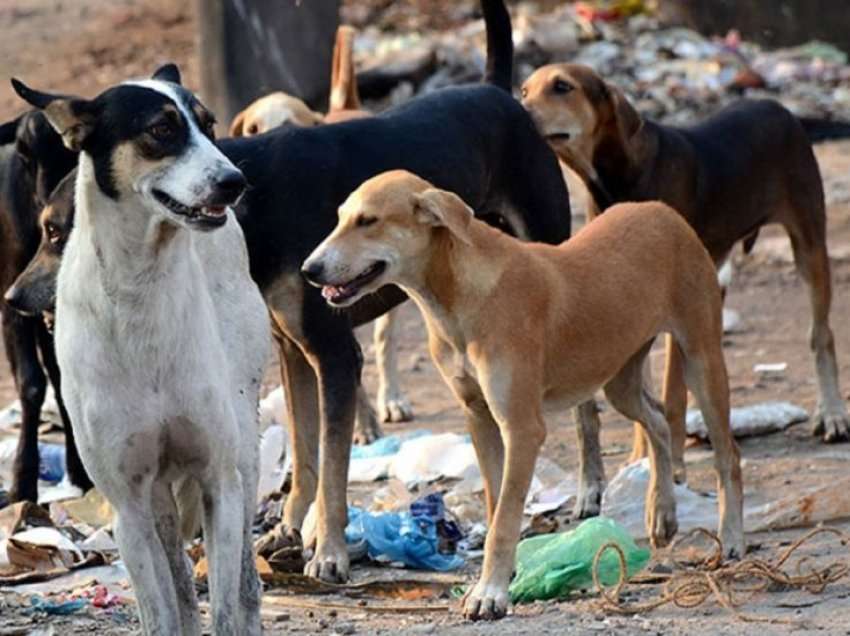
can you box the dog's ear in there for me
[0,116,20,145]
[152,63,182,85]
[608,84,642,143]
[229,109,247,137]
[411,188,474,246]
[11,79,95,152]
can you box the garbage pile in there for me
[346,1,850,124]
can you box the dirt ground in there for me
[2,1,850,634]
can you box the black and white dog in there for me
[0,109,88,502]
[14,66,270,636]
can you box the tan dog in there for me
[302,170,744,620]
[230,26,412,432]
[521,64,848,503]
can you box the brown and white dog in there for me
[230,25,412,434]
[302,170,744,620]
[521,63,848,506]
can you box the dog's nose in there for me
[301,260,325,286]
[214,169,247,203]
[4,285,26,314]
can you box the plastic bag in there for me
[345,494,463,572]
[509,517,649,603]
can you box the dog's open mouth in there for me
[321,261,387,305]
[153,189,228,226]
[546,132,571,141]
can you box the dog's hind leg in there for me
[36,325,92,492]
[680,338,744,559]
[354,384,382,445]
[662,335,688,483]
[374,310,413,424]
[114,501,182,635]
[153,480,201,635]
[4,313,45,503]
[278,331,319,535]
[573,401,606,518]
[604,343,678,549]
[202,464,245,636]
[785,221,849,442]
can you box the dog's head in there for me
[521,64,642,173]
[12,64,245,232]
[229,92,324,137]
[0,110,77,207]
[302,170,473,307]
[4,169,75,323]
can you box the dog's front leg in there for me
[463,370,546,620]
[5,314,46,503]
[573,400,606,518]
[114,501,184,635]
[202,464,245,636]
[303,338,359,583]
[37,326,93,492]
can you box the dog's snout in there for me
[301,260,325,286]
[213,169,247,203]
[4,285,29,315]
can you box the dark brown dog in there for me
[522,63,847,512]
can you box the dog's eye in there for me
[45,222,61,245]
[247,123,259,135]
[203,119,216,140]
[521,87,528,99]
[553,79,574,95]
[356,215,377,228]
[149,122,175,141]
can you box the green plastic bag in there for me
[509,516,650,603]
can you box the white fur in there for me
[55,80,270,635]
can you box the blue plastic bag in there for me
[38,443,65,483]
[350,430,430,460]
[345,494,463,571]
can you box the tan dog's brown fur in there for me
[303,170,744,620]
[522,63,848,499]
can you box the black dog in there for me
[0,112,89,502]
[220,0,571,582]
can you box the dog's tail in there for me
[482,0,513,92]
[798,116,850,143]
[329,25,361,113]
[175,477,203,542]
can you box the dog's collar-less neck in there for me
[400,228,500,351]
[74,154,194,298]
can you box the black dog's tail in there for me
[798,117,850,143]
[482,0,513,92]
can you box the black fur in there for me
[0,112,88,502]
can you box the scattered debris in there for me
[510,517,649,603]
[686,401,808,440]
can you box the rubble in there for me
[347,2,850,124]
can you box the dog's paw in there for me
[813,402,850,443]
[353,401,383,446]
[304,541,350,583]
[462,581,509,621]
[646,496,678,549]
[255,524,304,573]
[572,480,604,519]
[377,393,414,423]
[720,529,746,561]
